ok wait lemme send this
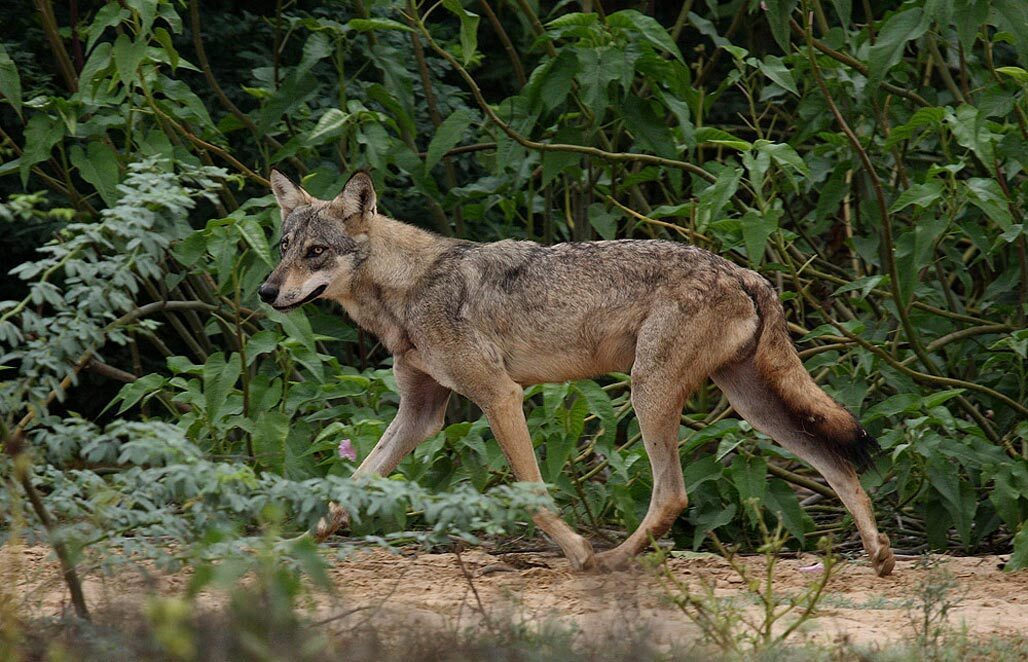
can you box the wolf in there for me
[259,169,895,577]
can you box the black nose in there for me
[258,283,279,303]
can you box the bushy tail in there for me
[723,273,879,471]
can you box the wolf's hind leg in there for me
[591,305,754,570]
[713,357,895,576]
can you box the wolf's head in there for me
[258,170,377,311]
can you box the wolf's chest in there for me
[340,297,412,354]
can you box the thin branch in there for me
[407,5,463,235]
[411,11,717,184]
[33,0,78,92]
[767,463,837,499]
[417,142,497,159]
[478,0,526,86]
[86,359,137,383]
[17,467,91,620]
[790,18,930,107]
[188,0,307,175]
[803,10,945,385]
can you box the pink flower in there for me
[338,438,357,462]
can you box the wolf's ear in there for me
[332,171,377,229]
[270,170,312,218]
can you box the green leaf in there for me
[306,108,350,146]
[545,12,599,36]
[574,380,617,444]
[890,181,944,213]
[0,42,22,118]
[756,55,798,96]
[992,0,1028,66]
[623,96,675,159]
[253,410,291,474]
[965,177,1013,231]
[86,3,129,52]
[757,140,810,177]
[740,209,779,267]
[525,49,578,113]
[691,502,737,548]
[69,141,121,206]
[947,104,999,164]
[297,31,333,75]
[576,47,623,118]
[203,352,240,423]
[830,0,851,29]
[174,231,208,267]
[694,127,752,151]
[442,0,480,65]
[125,0,156,33]
[868,8,927,82]
[606,10,684,63]
[864,393,922,421]
[347,17,412,32]
[19,113,64,187]
[927,456,977,545]
[167,356,201,375]
[158,76,217,131]
[921,389,965,409]
[1007,524,1028,571]
[587,203,618,240]
[996,66,1028,84]
[237,217,273,266]
[884,106,946,149]
[893,214,949,305]
[764,478,812,542]
[246,330,280,364]
[113,373,167,414]
[153,27,180,70]
[425,108,475,171]
[834,275,885,297]
[684,455,724,493]
[730,454,767,506]
[763,0,798,52]
[256,33,329,133]
[284,425,319,479]
[696,167,741,230]
[266,307,317,354]
[113,33,147,86]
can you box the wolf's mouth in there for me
[272,284,328,312]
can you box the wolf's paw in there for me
[314,501,351,542]
[584,548,633,573]
[562,537,596,571]
[871,533,895,577]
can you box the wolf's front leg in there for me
[314,353,451,540]
[479,380,596,570]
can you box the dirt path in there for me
[9,544,1028,649]
[323,548,1027,647]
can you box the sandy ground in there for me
[8,542,1028,650]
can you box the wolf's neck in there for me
[338,216,454,352]
[360,215,453,293]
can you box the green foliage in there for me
[2,0,1028,618]
[652,501,841,655]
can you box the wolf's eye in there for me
[306,245,326,258]
[279,238,289,253]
